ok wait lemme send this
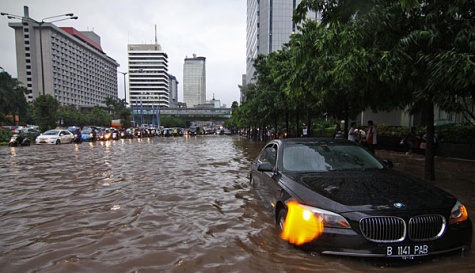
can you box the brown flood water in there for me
[0,136,474,273]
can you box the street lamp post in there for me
[118,71,127,106]
[1,11,78,96]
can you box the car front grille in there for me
[359,215,446,243]
[408,215,446,241]
[360,217,406,243]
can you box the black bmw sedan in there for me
[250,138,472,259]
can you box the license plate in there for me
[386,245,429,259]
[40,140,46,143]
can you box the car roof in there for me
[268,137,352,146]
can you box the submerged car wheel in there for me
[55,139,60,145]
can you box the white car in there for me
[35,129,74,145]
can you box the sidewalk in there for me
[375,149,475,213]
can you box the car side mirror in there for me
[257,162,274,172]
[382,160,394,169]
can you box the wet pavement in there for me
[0,136,474,273]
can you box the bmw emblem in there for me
[393,202,404,208]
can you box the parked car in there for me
[35,129,74,145]
[250,138,472,259]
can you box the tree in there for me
[288,21,364,136]
[160,116,186,128]
[294,0,475,180]
[0,71,28,125]
[103,96,127,118]
[86,106,111,127]
[362,0,475,180]
[31,95,60,132]
[58,104,84,126]
[118,108,132,128]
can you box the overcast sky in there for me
[0,0,246,107]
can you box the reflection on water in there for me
[0,136,473,273]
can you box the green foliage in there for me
[0,128,13,143]
[312,120,334,137]
[86,106,111,127]
[31,95,60,132]
[437,125,475,144]
[103,96,127,118]
[0,71,29,125]
[160,116,186,128]
[58,104,84,126]
[119,109,132,128]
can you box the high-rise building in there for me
[128,44,169,109]
[183,54,206,108]
[246,0,319,84]
[168,74,179,107]
[7,6,119,107]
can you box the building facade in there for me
[183,54,206,108]
[8,7,119,107]
[246,0,319,85]
[128,44,169,109]
[168,74,179,108]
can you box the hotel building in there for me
[7,6,119,107]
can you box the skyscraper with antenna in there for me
[127,25,169,110]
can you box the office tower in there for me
[7,6,119,106]
[183,54,206,108]
[246,0,319,84]
[128,43,169,109]
[168,74,179,107]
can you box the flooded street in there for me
[0,136,474,273]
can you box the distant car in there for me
[35,129,74,145]
[20,128,39,134]
[250,138,472,259]
[67,126,80,133]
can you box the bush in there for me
[376,124,475,144]
[437,125,475,144]
[0,128,13,143]
[311,122,475,145]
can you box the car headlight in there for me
[449,200,469,224]
[299,204,351,229]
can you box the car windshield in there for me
[43,130,59,136]
[82,128,92,133]
[283,143,384,172]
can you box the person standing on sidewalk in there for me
[365,120,377,153]
[348,122,357,142]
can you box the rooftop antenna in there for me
[155,24,157,45]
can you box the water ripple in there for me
[0,136,473,272]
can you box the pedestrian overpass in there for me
[132,107,232,122]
